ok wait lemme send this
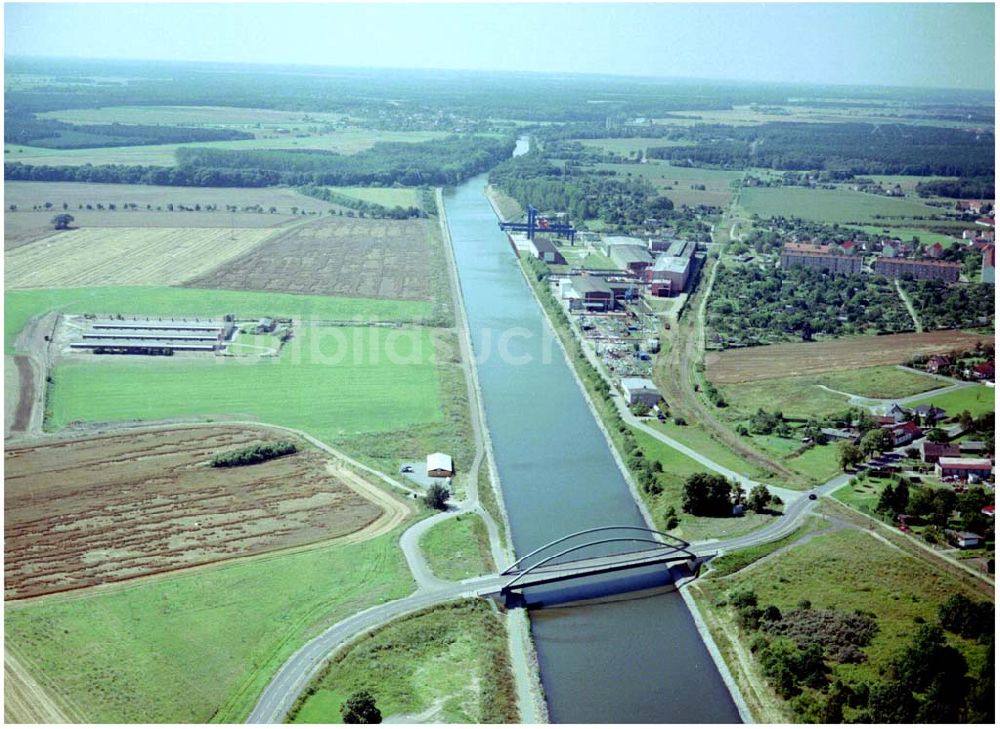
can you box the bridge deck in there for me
[501,548,694,592]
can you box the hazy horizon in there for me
[5,2,996,92]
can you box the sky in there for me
[4,2,996,90]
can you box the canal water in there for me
[442,161,742,722]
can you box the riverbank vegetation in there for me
[690,517,994,723]
[288,600,518,724]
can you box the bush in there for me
[423,483,450,511]
[210,441,298,467]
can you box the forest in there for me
[5,111,254,148]
[646,122,994,177]
[915,176,996,200]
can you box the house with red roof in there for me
[926,355,951,374]
[926,242,944,259]
[971,361,995,380]
[937,457,994,481]
[884,421,922,447]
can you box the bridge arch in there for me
[501,535,694,593]
[502,525,691,576]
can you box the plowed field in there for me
[4,426,383,598]
[706,331,995,384]
[187,216,436,301]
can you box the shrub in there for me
[210,441,298,467]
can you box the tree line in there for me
[210,441,298,468]
[5,111,253,149]
[647,122,994,177]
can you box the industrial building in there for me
[560,276,638,312]
[70,316,236,355]
[609,244,654,276]
[527,236,567,265]
[601,235,647,257]
[872,258,962,282]
[620,377,661,407]
[779,243,862,274]
[648,240,695,296]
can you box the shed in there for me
[426,452,454,478]
[621,377,660,407]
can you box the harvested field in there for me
[5,227,276,289]
[8,355,35,433]
[188,216,437,301]
[5,211,297,250]
[706,331,995,384]
[4,426,383,599]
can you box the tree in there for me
[423,483,450,511]
[681,472,734,517]
[51,213,74,230]
[341,690,382,724]
[925,427,948,443]
[747,484,772,513]
[837,441,864,471]
[860,428,893,456]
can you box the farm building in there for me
[528,236,567,265]
[779,243,862,275]
[936,458,994,481]
[821,427,860,443]
[256,317,276,334]
[426,452,454,478]
[872,258,962,282]
[621,377,661,407]
[71,316,236,355]
[960,441,987,454]
[919,441,960,464]
[945,530,984,549]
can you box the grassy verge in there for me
[646,418,778,484]
[5,286,433,349]
[420,514,496,581]
[689,521,992,723]
[288,600,517,724]
[3,529,417,723]
[478,456,509,554]
[706,519,820,578]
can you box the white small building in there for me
[426,452,454,478]
[621,377,661,407]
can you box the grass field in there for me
[850,225,961,246]
[48,325,442,439]
[706,332,995,384]
[738,186,941,226]
[717,366,942,420]
[290,600,517,724]
[5,129,450,167]
[5,286,433,349]
[690,524,992,715]
[595,160,741,208]
[646,419,778,484]
[3,529,416,723]
[6,227,277,289]
[905,384,995,418]
[632,429,778,541]
[327,187,421,209]
[419,514,495,581]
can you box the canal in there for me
[442,157,743,722]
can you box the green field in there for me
[48,326,441,438]
[851,225,961,246]
[419,514,495,581]
[4,530,416,723]
[647,419,777,484]
[717,366,942,420]
[739,186,941,225]
[5,129,449,167]
[5,287,433,349]
[327,187,422,209]
[905,384,995,418]
[573,137,689,155]
[290,600,517,724]
[691,524,992,698]
[632,429,778,541]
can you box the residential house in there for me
[884,421,922,447]
[912,404,947,423]
[926,242,944,259]
[872,258,962,282]
[882,402,911,423]
[926,355,951,374]
[971,361,995,380]
[779,242,862,274]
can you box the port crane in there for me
[499,205,576,244]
